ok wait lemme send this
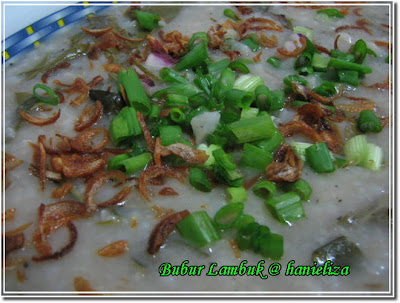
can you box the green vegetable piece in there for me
[267,56,281,68]
[227,114,277,143]
[285,179,312,201]
[353,39,367,64]
[159,67,189,84]
[357,110,382,133]
[110,107,142,145]
[328,58,372,74]
[32,84,59,105]
[224,8,239,21]
[305,142,336,173]
[175,41,208,71]
[189,168,212,192]
[214,202,244,229]
[134,10,160,31]
[254,131,284,153]
[260,233,284,260]
[337,70,359,86]
[265,192,304,224]
[239,143,273,170]
[226,187,248,203]
[253,181,277,200]
[316,8,344,18]
[176,211,221,247]
[241,34,261,52]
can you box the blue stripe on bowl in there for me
[3,4,111,61]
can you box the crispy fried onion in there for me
[159,187,179,196]
[2,208,16,222]
[38,134,71,155]
[38,141,47,191]
[97,240,128,257]
[51,153,106,178]
[5,153,23,171]
[147,210,190,254]
[256,32,278,48]
[147,31,189,58]
[69,128,109,153]
[159,143,209,164]
[236,5,253,15]
[85,171,132,212]
[245,17,284,32]
[32,201,88,261]
[18,108,60,126]
[75,101,103,132]
[266,144,303,183]
[138,165,186,202]
[137,112,155,152]
[335,96,376,113]
[5,233,25,255]
[88,31,122,60]
[54,76,103,106]
[5,222,33,237]
[280,104,343,153]
[42,62,71,84]
[362,76,391,91]
[29,165,63,182]
[207,25,227,49]
[102,63,123,73]
[81,26,114,37]
[52,182,74,199]
[335,19,372,35]
[277,36,307,57]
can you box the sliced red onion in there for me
[145,52,176,68]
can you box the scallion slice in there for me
[188,32,209,50]
[353,39,367,64]
[316,8,344,18]
[357,110,382,133]
[254,131,284,153]
[252,181,277,200]
[328,58,372,74]
[305,142,336,173]
[214,202,244,230]
[267,56,281,68]
[285,179,312,201]
[226,187,248,203]
[189,167,212,192]
[110,107,142,145]
[176,211,221,247]
[159,67,189,84]
[227,114,277,143]
[265,192,304,224]
[33,84,59,105]
[175,41,208,71]
[239,143,273,170]
[337,70,359,86]
[169,108,186,124]
[343,135,368,166]
[134,10,160,31]
[293,26,314,42]
[233,74,264,93]
[222,89,254,108]
[241,34,261,52]
[260,233,284,260]
[224,8,239,21]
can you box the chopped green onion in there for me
[134,10,160,31]
[194,74,214,96]
[303,37,319,55]
[252,180,277,200]
[267,56,281,68]
[159,67,189,84]
[224,8,239,21]
[222,89,254,108]
[189,167,212,192]
[176,211,221,247]
[235,214,255,229]
[366,48,377,57]
[337,70,359,86]
[110,107,142,145]
[212,148,243,187]
[353,39,367,64]
[293,26,314,42]
[290,141,312,161]
[175,41,209,71]
[159,125,184,146]
[239,143,273,170]
[328,58,372,74]
[188,32,209,50]
[228,114,277,143]
[233,74,264,93]
[152,83,202,98]
[208,59,230,77]
[118,68,151,115]
[240,107,259,120]
[228,60,250,74]
[343,135,368,166]
[32,84,59,105]
[316,8,344,18]
[255,85,271,110]
[283,74,308,87]
[120,152,152,174]
[330,49,355,62]
[295,52,312,70]
[189,95,207,108]
[285,179,312,201]
[149,104,161,121]
[226,187,248,203]
[241,34,261,52]
[214,203,244,229]
[357,110,382,133]
[335,157,349,168]
[268,90,285,112]
[169,108,186,124]
[220,106,241,124]
[311,53,330,71]
[254,131,284,153]
[250,225,271,253]
[313,81,337,97]
[305,142,336,173]
[362,143,383,171]
[260,233,284,260]
[165,94,189,108]
[197,143,221,167]
[236,222,260,250]
[213,68,235,98]
[108,153,130,171]
[265,192,304,224]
